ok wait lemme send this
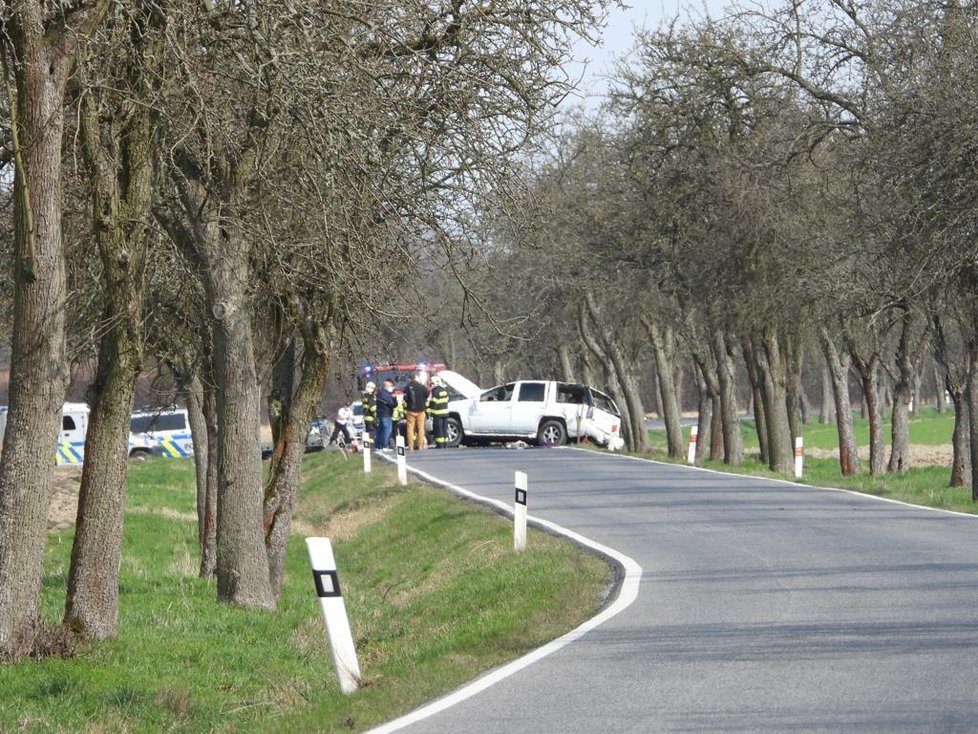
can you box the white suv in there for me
[439,375,622,448]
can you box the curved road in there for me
[370,447,978,733]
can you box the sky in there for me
[564,0,732,108]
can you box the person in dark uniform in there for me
[360,382,376,445]
[428,374,450,448]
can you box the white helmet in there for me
[430,374,443,386]
[364,381,376,392]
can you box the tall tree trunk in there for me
[693,370,712,462]
[264,323,335,598]
[887,311,921,474]
[578,302,631,449]
[187,370,218,578]
[741,336,768,464]
[583,294,647,452]
[712,331,744,464]
[949,385,971,488]
[849,340,885,476]
[206,229,275,610]
[968,340,978,502]
[784,333,804,444]
[643,317,682,458]
[819,362,835,424]
[934,362,947,414]
[819,327,859,475]
[754,330,793,474]
[0,0,100,658]
[691,347,721,462]
[557,345,575,382]
[64,19,156,639]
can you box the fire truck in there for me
[357,361,447,394]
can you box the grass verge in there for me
[643,407,977,514]
[1,452,611,733]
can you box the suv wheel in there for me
[537,420,566,447]
[445,417,463,448]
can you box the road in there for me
[369,447,978,733]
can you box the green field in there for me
[647,407,977,513]
[1,453,610,733]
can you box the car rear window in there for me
[556,384,588,404]
[517,383,546,402]
[590,390,621,417]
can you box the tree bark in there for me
[691,346,721,462]
[819,327,859,476]
[578,302,631,448]
[264,323,335,597]
[741,335,768,465]
[784,333,804,444]
[643,316,683,458]
[206,228,276,610]
[583,294,647,452]
[848,339,886,476]
[887,310,921,474]
[711,331,744,464]
[949,386,971,488]
[754,329,793,474]
[968,340,978,502]
[819,362,835,424]
[187,370,218,578]
[0,0,104,659]
[64,14,157,639]
[557,345,575,382]
[933,316,971,488]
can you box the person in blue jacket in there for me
[374,379,398,449]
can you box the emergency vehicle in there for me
[0,403,159,465]
[357,361,447,394]
[130,408,194,458]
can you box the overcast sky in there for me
[564,1,732,108]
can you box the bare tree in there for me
[0,0,107,661]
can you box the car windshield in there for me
[589,389,620,417]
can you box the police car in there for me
[130,408,194,459]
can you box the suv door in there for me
[467,383,515,433]
[510,381,547,434]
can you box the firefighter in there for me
[428,373,450,448]
[361,381,377,446]
[392,391,407,447]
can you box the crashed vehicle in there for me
[436,371,623,448]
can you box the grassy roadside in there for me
[645,408,978,514]
[1,452,611,733]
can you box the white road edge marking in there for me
[364,461,643,734]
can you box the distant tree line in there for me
[407,1,978,493]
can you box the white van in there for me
[130,408,194,458]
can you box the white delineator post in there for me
[794,436,804,479]
[396,433,407,486]
[305,537,361,695]
[686,425,698,465]
[362,433,372,474]
[514,470,528,552]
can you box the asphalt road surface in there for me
[367,446,978,734]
